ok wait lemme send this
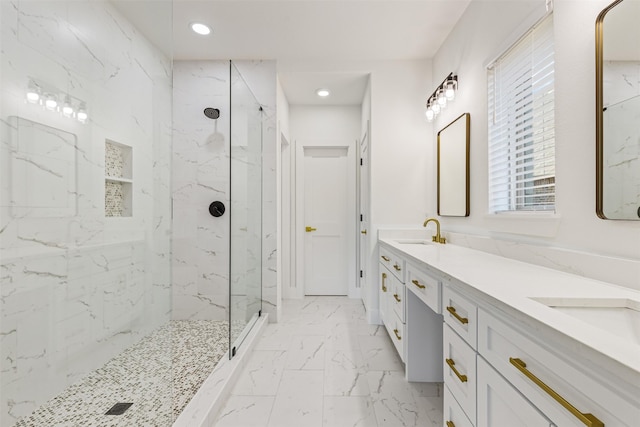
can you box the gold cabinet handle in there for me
[446,422,455,427]
[393,293,401,302]
[381,255,390,261]
[446,358,468,383]
[381,272,387,292]
[446,306,469,325]
[361,229,367,235]
[393,328,401,340]
[411,279,425,289]
[393,264,401,271]
[305,226,317,232]
[509,358,604,427]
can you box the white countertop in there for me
[379,237,640,383]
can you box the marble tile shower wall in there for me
[0,1,172,425]
[172,61,232,321]
[172,60,278,323]
[233,60,279,322]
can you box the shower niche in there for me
[104,139,133,217]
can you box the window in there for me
[488,14,555,213]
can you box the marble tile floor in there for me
[214,297,443,427]
[12,320,230,427]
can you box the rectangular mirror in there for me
[596,0,640,220]
[437,112,470,217]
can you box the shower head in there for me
[204,108,220,119]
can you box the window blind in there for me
[488,14,555,213]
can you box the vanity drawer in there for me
[478,308,636,427]
[444,324,476,424]
[477,356,553,427]
[379,245,405,282]
[406,261,441,313]
[444,385,475,427]
[443,286,477,349]
[391,280,406,323]
[385,310,405,362]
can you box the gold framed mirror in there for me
[437,113,470,217]
[596,0,640,220]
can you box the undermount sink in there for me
[530,297,640,345]
[393,239,433,245]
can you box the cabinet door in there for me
[444,324,477,424]
[477,357,553,427]
[444,385,474,427]
[379,264,390,323]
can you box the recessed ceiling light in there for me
[316,88,330,97]
[190,22,211,36]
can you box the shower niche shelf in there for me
[105,139,133,217]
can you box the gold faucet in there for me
[423,218,446,244]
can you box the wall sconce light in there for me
[425,73,458,122]
[25,78,88,124]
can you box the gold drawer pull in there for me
[381,255,390,261]
[446,306,469,325]
[381,273,387,292]
[446,422,455,427]
[393,264,401,271]
[446,358,468,383]
[393,328,401,340]
[393,293,401,302]
[411,279,425,289]
[509,358,604,427]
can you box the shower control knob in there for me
[209,201,226,217]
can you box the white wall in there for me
[279,59,433,318]
[290,105,361,139]
[276,78,291,314]
[431,0,640,290]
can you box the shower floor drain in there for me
[105,402,133,416]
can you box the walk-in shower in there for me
[0,1,266,426]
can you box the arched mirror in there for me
[596,0,640,220]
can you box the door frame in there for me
[294,139,358,298]
[357,121,370,306]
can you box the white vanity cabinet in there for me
[379,245,406,361]
[378,242,444,381]
[378,237,640,427]
[478,308,636,427]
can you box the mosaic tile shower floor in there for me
[13,320,230,427]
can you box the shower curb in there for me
[172,314,269,427]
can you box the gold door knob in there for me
[305,226,317,232]
[361,230,367,235]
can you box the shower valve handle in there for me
[209,201,226,217]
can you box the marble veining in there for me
[1,0,173,425]
[214,297,443,427]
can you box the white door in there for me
[303,147,349,295]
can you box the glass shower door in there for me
[229,62,263,357]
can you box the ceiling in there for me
[112,0,471,105]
